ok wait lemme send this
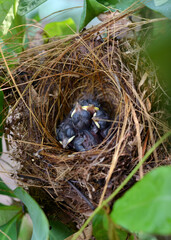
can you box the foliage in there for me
[0,0,25,54]
[17,0,47,16]
[96,0,171,21]
[0,1,171,240]
[49,219,73,240]
[93,208,116,240]
[111,166,171,235]
[71,132,171,240]
[93,208,134,240]
[97,0,138,11]
[0,0,170,54]
[44,18,76,38]
[92,166,171,239]
[0,179,73,240]
[140,0,171,20]
[79,0,107,31]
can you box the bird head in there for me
[71,102,91,129]
[71,102,82,117]
[82,105,99,114]
[92,110,109,129]
[56,121,76,149]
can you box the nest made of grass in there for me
[2,10,170,225]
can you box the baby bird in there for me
[72,130,99,152]
[56,98,112,151]
[92,109,111,138]
[71,102,92,130]
[56,118,76,149]
[79,99,100,115]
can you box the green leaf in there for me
[17,0,47,16]
[2,13,26,54]
[93,209,109,240]
[117,228,134,240]
[49,218,73,240]
[115,0,138,11]
[140,0,171,19]
[79,0,107,31]
[97,0,137,11]
[93,208,119,240]
[18,214,33,240]
[0,213,22,240]
[44,18,76,38]
[0,0,14,29]
[147,20,171,100]
[0,0,26,55]
[0,204,22,226]
[111,166,171,235]
[0,0,21,36]
[136,232,157,240]
[0,178,16,197]
[14,187,49,240]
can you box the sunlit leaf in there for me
[18,214,33,240]
[44,18,76,37]
[2,12,26,54]
[0,0,14,29]
[111,166,171,235]
[0,1,26,55]
[17,0,47,16]
[14,187,49,240]
[136,232,158,240]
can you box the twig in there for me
[131,102,143,179]
[98,94,130,205]
[71,131,171,240]
[67,180,95,210]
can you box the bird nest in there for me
[3,11,170,226]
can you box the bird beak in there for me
[82,105,99,113]
[93,120,100,128]
[71,102,82,117]
[92,112,100,128]
[62,136,75,148]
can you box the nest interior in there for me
[3,11,170,225]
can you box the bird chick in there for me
[72,130,99,152]
[92,109,109,129]
[92,109,111,138]
[79,99,100,115]
[71,102,92,130]
[56,118,76,149]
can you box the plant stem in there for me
[71,131,171,240]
